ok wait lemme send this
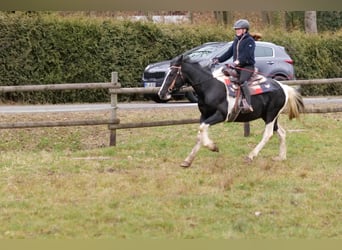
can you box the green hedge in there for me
[0,12,341,103]
[263,29,342,95]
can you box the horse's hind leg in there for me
[247,122,275,161]
[273,124,287,161]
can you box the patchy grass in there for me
[0,105,341,239]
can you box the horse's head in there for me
[158,55,186,101]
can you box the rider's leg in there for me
[240,82,253,113]
[239,66,254,113]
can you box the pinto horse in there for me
[158,55,305,168]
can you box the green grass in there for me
[0,108,341,239]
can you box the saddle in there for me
[220,66,280,97]
[221,67,274,122]
[212,65,280,121]
[222,67,267,90]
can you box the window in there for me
[255,46,274,57]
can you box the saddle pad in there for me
[227,78,280,97]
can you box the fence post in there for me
[109,72,120,146]
[244,122,250,137]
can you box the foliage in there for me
[0,12,341,103]
[264,30,342,95]
[285,11,342,31]
[316,11,342,31]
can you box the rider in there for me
[213,19,255,113]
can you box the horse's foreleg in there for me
[181,123,218,168]
[200,123,219,152]
[247,122,274,161]
[200,108,227,152]
[273,124,287,161]
[181,129,202,168]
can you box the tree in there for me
[213,11,231,27]
[305,11,318,33]
[261,11,286,29]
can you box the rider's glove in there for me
[212,58,219,64]
[228,63,236,69]
[233,60,240,67]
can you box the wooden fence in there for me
[1,72,342,146]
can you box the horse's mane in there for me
[182,55,213,76]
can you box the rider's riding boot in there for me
[240,81,254,113]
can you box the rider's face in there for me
[235,28,245,36]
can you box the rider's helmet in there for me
[233,19,250,30]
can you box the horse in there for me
[158,55,305,168]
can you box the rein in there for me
[234,65,258,75]
[233,65,294,79]
[169,65,215,91]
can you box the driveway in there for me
[0,97,341,114]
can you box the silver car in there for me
[142,41,295,103]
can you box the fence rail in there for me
[1,73,342,146]
[0,82,115,92]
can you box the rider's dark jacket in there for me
[217,32,255,67]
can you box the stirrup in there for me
[241,99,254,113]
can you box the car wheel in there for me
[185,91,198,103]
[273,75,288,81]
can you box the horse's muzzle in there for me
[158,91,172,100]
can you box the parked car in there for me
[142,41,295,103]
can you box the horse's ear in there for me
[172,54,183,66]
[176,54,183,64]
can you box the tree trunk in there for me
[222,11,232,27]
[214,11,222,24]
[261,11,270,25]
[187,11,193,24]
[305,11,318,33]
[261,11,286,28]
[144,11,153,22]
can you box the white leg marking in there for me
[274,124,287,161]
[200,123,218,152]
[181,127,202,167]
[200,124,211,147]
[181,123,219,167]
[248,122,275,160]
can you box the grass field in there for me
[0,105,341,239]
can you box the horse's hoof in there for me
[272,156,286,161]
[244,156,253,163]
[210,144,219,152]
[180,161,191,168]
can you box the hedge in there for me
[0,12,341,103]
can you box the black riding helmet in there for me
[233,19,250,30]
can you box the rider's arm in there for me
[217,44,233,63]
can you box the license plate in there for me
[144,82,156,88]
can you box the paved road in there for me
[0,97,341,114]
[0,102,196,113]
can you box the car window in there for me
[187,50,213,59]
[185,44,226,60]
[255,45,274,57]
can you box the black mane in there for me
[182,56,213,76]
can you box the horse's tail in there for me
[283,84,305,120]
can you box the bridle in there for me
[166,64,216,93]
[167,65,184,93]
